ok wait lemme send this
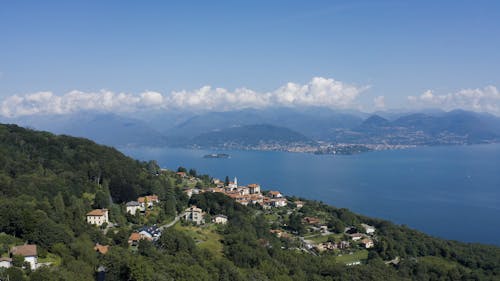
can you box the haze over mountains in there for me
[2,107,500,149]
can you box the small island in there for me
[203,153,230,159]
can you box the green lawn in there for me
[175,224,223,257]
[335,250,368,264]
[419,256,466,271]
[305,233,343,244]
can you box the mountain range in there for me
[2,108,500,149]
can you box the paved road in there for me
[159,213,184,230]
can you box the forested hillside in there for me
[0,123,499,281]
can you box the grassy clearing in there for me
[419,256,464,271]
[305,233,343,243]
[175,224,223,257]
[335,250,368,264]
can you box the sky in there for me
[1,0,500,116]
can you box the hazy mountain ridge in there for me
[3,108,500,149]
[188,124,314,149]
[331,110,500,145]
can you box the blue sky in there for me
[1,1,500,116]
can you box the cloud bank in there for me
[408,86,500,115]
[2,78,499,117]
[0,77,368,117]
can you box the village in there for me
[0,170,377,271]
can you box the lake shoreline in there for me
[119,144,500,246]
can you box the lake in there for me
[120,144,500,246]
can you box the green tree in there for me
[12,255,25,267]
[53,192,66,221]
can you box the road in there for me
[159,212,184,230]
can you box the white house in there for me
[11,244,37,270]
[268,191,283,198]
[361,238,374,248]
[248,184,261,194]
[294,201,304,208]
[361,223,376,234]
[184,205,205,225]
[126,201,142,215]
[0,257,12,268]
[350,233,364,241]
[237,186,250,195]
[271,198,287,207]
[86,209,109,226]
[212,214,228,224]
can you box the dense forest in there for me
[0,123,499,281]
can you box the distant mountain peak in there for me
[360,115,390,127]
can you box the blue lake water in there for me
[120,144,500,245]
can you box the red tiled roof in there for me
[94,244,109,254]
[138,195,159,203]
[129,232,141,241]
[86,209,108,216]
[11,244,37,257]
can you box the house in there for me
[319,225,329,233]
[294,201,304,208]
[315,242,337,252]
[128,232,142,246]
[236,186,250,196]
[126,201,142,215]
[248,194,264,205]
[350,233,364,241]
[303,217,321,225]
[184,205,205,225]
[361,238,374,248]
[268,191,283,198]
[86,209,109,226]
[137,225,162,241]
[207,187,225,193]
[94,243,109,255]
[176,172,187,178]
[270,229,289,238]
[0,257,12,268]
[361,223,376,234]
[212,214,228,224]
[11,244,37,270]
[271,198,287,207]
[248,184,261,194]
[137,195,159,209]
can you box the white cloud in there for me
[0,77,368,117]
[373,96,385,109]
[408,86,500,115]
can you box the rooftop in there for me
[94,244,109,254]
[129,232,141,241]
[86,209,108,216]
[126,201,140,207]
[11,244,37,257]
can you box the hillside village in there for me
[1,167,380,272]
[75,170,378,266]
